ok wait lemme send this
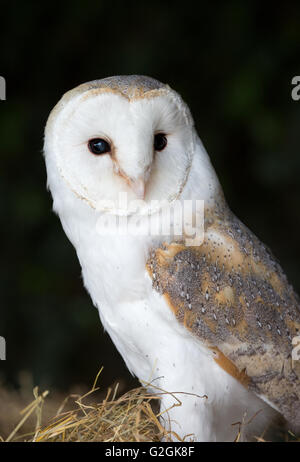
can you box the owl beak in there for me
[129,177,145,200]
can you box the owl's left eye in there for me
[88,138,111,155]
[154,133,167,151]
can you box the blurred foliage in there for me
[0,0,300,391]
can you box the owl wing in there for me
[146,211,300,428]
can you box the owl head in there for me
[43,76,202,217]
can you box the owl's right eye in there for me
[88,138,111,155]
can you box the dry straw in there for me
[1,370,298,442]
[1,370,204,442]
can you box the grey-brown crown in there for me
[84,75,167,98]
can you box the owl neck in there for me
[182,134,228,223]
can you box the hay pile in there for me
[0,371,182,442]
[1,371,298,442]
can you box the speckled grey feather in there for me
[146,208,300,430]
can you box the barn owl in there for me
[43,75,300,442]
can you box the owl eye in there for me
[88,138,111,155]
[154,133,167,151]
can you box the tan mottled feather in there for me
[146,208,300,428]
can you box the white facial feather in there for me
[45,85,201,216]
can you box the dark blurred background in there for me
[1,1,300,393]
